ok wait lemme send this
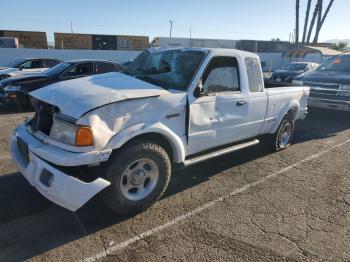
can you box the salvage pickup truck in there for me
[11,48,310,214]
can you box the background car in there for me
[293,54,350,112]
[121,59,133,67]
[270,62,319,83]
[0,59,123,109]
[0,58,61,80]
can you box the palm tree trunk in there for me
[313,0,323,44]
[295,0,300,44]
[313,0,335,44]
[306,0,321,44]
[302,0,312,44]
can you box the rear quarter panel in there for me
[260,86,310,134]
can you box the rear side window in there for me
[45,59,60,68]
[245,57,264,92]
[202,56,240,93]
[96,62,118,74]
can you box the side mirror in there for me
[19,65,24,71]
[194,79,206,97]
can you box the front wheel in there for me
[100,140,171,215]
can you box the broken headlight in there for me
[49,116,78,146]
[49,115,94,147]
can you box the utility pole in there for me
[169,20,174,38]
[70,20,74,33]
[190,27,192,38]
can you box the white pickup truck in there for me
[11,48,310,214]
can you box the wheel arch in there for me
[271,100,300,134]
[106,122,186,163]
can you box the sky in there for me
[1,0,349,43]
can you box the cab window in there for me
[202,56,240,93]
[245,57,264,92]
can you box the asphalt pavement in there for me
[0,107,349,262]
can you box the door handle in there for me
[236,100,247,106]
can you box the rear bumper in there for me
[308,97,350,112]
[10,125,111,211]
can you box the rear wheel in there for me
[265,115,295,152]
[100,140,171,215]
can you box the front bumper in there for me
[10,124,111,211]
[308,97,350,112]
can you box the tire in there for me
[265,115,295,152]
[100,140,171,215]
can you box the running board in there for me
[184,139,260,167]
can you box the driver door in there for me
[187,56,250,155]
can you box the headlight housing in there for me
[4,84,21,92]
[339,85,350,96]
[292,80,303,86]
[49,116,94,147]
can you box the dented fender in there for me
[106,122,186,163]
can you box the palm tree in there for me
[312,0,335,44]
[312,0,323,44]
[295,0,300,44]
[306,0,321,44]
[302,0,312,44]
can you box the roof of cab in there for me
[147,47,259,60]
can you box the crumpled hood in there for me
[30,72,170,119]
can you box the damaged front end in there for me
[11,100,112,211]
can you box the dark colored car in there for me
[0,59,123,109]
[271,62,319,83]
[121,60,133,67]
[0,58,61,80]
[293,54,350,112]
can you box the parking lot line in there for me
[82,138,350,262]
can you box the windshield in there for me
[286,63,307,71]
[43,62,72,76]
[123,49,206,91]
[316,55,350,72]
[5,59,27,68]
